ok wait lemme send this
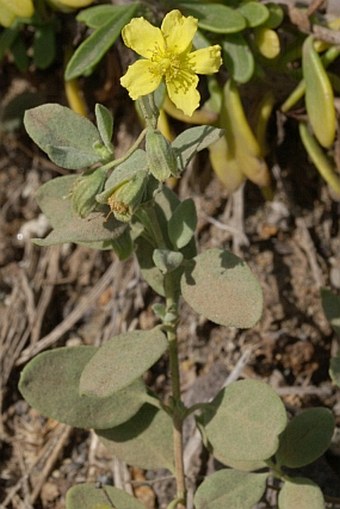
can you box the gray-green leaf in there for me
[278,478,324,509]
[97,403,174,471]
[66,483,146,509]
[24,104,102,169]
[181,248,263,328]
[275,407,335,468]
[34,175,126,246]
[203,379,287,463]
[172,125,223,174]
[79,328,168,398]
[168,199,197,249]
[19,346,147,429]
[95,103,114,151]
[194,469,268,509]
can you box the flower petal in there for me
[161,10,197,54]
[0,0,33,21]
[189,45,222,74]
[120,60,162,100]
[166,72,200,117]
[122,17,165,59]
[0,5,15,26]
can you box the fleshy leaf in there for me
[320,287,340,336]
[172,125,223,174]
[65,3,138,80]
[194,469,268,509]
[19,346,147,429]
[181,248,263,328]
[278,478,324,509]
[66,483,146,509]
[34,175,126,246]
[222,34,255,83]
[24,104,103,169]
[179,3,246,33]
[303,35,336,148]
[96,404,174,471]
[237,1,269,27]
[202,379,287,462]
[275,407,335,468]
[168,199,197,249]
[77,4,132,29]
[79,329,168,398]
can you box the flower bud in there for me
[146,128,178,181]
[72,167,107,218]
[107,170,148,223]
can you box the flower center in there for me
[150,46,195,92]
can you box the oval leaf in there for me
[303,35,336,148]
[34,175,126,246]
[179,3,246,33]
[194,469,268,509]
[79,329,168,398]
[96,404,174,471]
[24,104,102,169]
[275,407,335,468]
[278,478,324,509]
[237,1,269,27]
[203,379,287,462]
[181,248,263,328]
[19,346,147,429]
[222,34,255,83]
[66,483,146,509]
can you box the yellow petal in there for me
[166,72,199,117]
[161,10,197,54]
[56,0,94,6]
[120,60,162,100]
[190,45,222,74]
[122,17,165,59]
[0,4,15,26]
[0,0,33,20]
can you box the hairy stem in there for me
[164,274,186,508]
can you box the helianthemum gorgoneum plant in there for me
[120,9,222,116]
[18,7,337,509]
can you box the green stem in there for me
[100,128,147,173]
[136,200,186,507]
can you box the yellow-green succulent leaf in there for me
[254,27,280,59]
[222,79,262,158]
[302,35,336,149]
[299,122,340,196]
[254,90,275,155]
[209,136,245,192]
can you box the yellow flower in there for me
[120,10,222,117]
[0,0,33,27]
[47,0,94,12]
